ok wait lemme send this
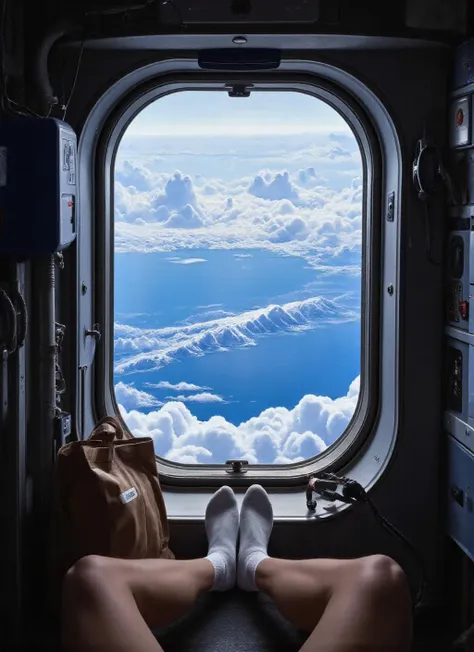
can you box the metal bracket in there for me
[387,191,395,222]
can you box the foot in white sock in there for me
[237,484,273,592]
[205,485,240,591]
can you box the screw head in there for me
[81,283,87,295]
[387,285,394,296]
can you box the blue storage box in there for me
[0,117,77,258]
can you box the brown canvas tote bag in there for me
[49,415,174,608]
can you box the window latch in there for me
[225,459,249,474]
[225,84,253,98]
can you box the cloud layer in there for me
[117,376,360,464]
[113,131,362,462]
[114,381,163,410]
[114,296,358,375]
[144,381,209,392]
[114,132,363,274]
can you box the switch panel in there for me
[447,343,464,414]
[447,224,470,328]
[445,336,474,429]
[450,96,471,148]
[447,434,474,563]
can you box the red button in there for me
[460,300,469,320]
[456,109,464,126]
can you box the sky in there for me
[113,90,363,464]
[127,90,352,136]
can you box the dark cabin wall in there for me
[1,0,474,648]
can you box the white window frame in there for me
[77,57,401,493]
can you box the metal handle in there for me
[85,323,101,340]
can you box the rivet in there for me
[232,36,248,44]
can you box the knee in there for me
[356,555,411,603]
[62,555,112,606]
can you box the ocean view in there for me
[114,248,361,460]
[113,90,363,463]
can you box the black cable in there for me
[309,474,427,612]
[160,0,184,24]
[0,288,17,354]
[365,497,427,609]
[62,35,87,120]
[340,480,426,610]
[85,0,157,16]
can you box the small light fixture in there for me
[232,36,248,45]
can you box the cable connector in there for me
[341,479,368,502]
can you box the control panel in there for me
[0,117,77,258]
[446,338,468,419]
[447,215,470,328]
[447,38,474,560]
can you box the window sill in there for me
[162,487,349,521]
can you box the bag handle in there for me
[89,416,125,443]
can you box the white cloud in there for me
[118,376,360,463]
[144,381,209,391]
[114,382,162,410]
[163,204,205,229]
[167,392,226,403]
[152,171,199,212]
[113,163,363,272]
[114,296,358,375]
[169,258,206,265]
[248,171,299,203]
[115,160,156,192]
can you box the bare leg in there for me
[62,485,240,652]
[256,554,413,652]
[238,485,412,652]
[62,555,214,652]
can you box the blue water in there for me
[114,249,361,424]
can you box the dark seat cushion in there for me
[153,589,308,652]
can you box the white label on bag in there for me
[120,487,138,505]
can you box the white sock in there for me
[237,484,273,592]
[205,486,240,591]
